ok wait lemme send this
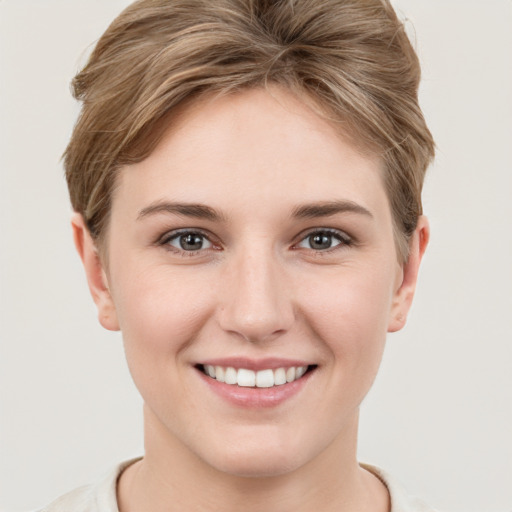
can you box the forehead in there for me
[113,87,389,219]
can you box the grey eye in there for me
[168,232,213,251]
[297,231,345,251]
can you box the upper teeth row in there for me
[203,365,308,388]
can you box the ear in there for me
[71,213,120,331]
[388,216,430,333]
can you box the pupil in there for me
[310,233,332,250]
[180,234,203,251]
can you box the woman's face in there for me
[79,87,424,477]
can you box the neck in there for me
[117,406,389,512]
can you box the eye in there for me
[163,231,213,252]
[296,229,351,251]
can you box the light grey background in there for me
[1,1,511,511]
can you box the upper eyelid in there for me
[158,227,215,244]
[294,227,352,243]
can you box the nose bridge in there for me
[218,239,294,342]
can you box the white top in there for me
[39,459,438,512]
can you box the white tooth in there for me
[274,367,287,386]
[237,368,256,387]
[206,365,216,378]
[224,367,237,385]
[286,367,296,383]
[215,366,225,383]
[256,369,274,388]
[295,366,307,378]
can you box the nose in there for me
[217,244,295,343]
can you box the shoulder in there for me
[361,463,440,512]
[38,458,140,512]
[37,483,99,512]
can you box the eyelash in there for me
[294,228,353,253]
[157,228,353,256]
[157,228,219,256]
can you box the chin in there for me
[199,434,308,478]
[213,453,302,478]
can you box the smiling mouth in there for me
[197,364,317,388]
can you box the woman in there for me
[44,0,435,510]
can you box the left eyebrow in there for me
[291,200,373,219]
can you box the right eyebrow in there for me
[137,201,226,222]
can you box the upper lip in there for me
[195,357,314,371]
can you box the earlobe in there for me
[71,213,120,332]
[388,216,430,333]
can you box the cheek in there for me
[289,265,397,437]
[299,264,395,363]
[110,264,215,373]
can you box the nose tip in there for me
[223,309,287,344]
[217,252,294,343]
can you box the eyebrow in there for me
[291,200,373,219]
[137,201,226,222]
[137,199,372,223]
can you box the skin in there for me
[73,87,429,512]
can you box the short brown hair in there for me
[65,0,434,261]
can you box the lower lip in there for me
[196,368,314,408]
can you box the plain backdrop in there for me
[1,1,511,511]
